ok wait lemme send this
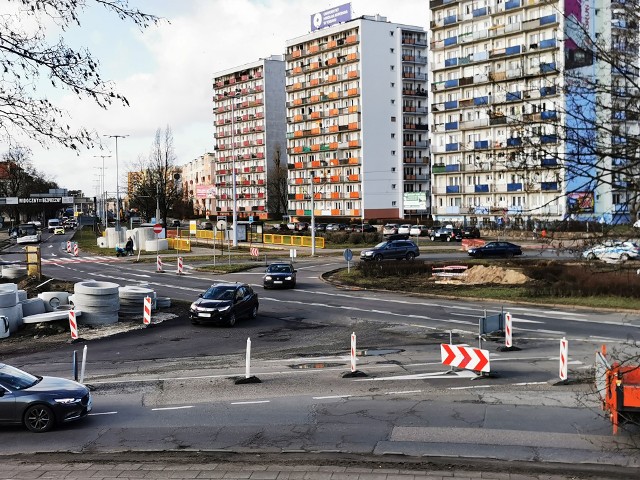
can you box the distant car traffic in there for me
[0,363,92,433]
[409,225,430,237]
[582,241,640,262]
[397,224,412,235]
[263,262,297,289]
[468,241,523,258]
[53,226,65,235]
[190,283,259,326]
[360,240,420,261]
[431,227,462,242]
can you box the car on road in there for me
[468,241,523,258]
[360,240,420,261]
[263,262,297,289]
[409,225,430,237]
[431,227,463,242]
[190,282,259,327]
[397,224,412,236]
[53,226,65,235]
[382,224,400,236]
[582,241,640,262]
[0,363,92,433]
[47,218,61,233]
[461,226,481,238]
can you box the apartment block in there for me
[285,14,429,221]
[213,55,287,220]
[429,0,570,226]
[182,153,216,217]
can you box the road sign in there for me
[344,248,353,262]
[189,220,197,235]
[153,224,163,234]
[440,344,490,373]
[217,219,227,231]
[250,247,259,257]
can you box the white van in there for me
[47,218,60,232]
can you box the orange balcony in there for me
[294,114,303,121]
[348,122,359,130]
[348,174,360,181]
[347,70,359,78]
[292,83,302,90]
[347,53,358,61]
[329,108,339,116]
[310,79,320,86]
[347,88,359,96]
[331,192,340,199]
[348,140,360,147]
[352,209,360,216]
[293,146,303,153]
[311,161,322,167]
[327,58,338,65]
[328,92,339,99]
[348,105,359,113]
[330,158,339,166]
[310,62,320,70]
[309,45,320,53]
[327,40,337,48]
[296,209,305,215]
[349,192,360,198]
[310,96,320,103]
[331,209,340,215]
[295,193,305,200]
[330,175,340,182]
[293,98,303,106]
[348,157,360,164]
[346,35,357,44]
[292,50,301,58]
[327,74,338,82]
[292,66,302,74]
[294,131,303,137]
[329,142,339,149]
[311,144,320,151]
[310,111,321,119]
[295,178,304,185]
[310,128,320,135]
[313,177,322,184]
[329,125,339,133]
[294,162,304,169]
[314,192,322,199]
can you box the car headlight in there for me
[54,398,80,404]
[264,275,272,281]
[363,251,373,256]
[285,276,292,280]
[218,305,230,312]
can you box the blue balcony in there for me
[540,14,557,25]
[541,182,558,191]
[539,38,557,49]
[541,158,558,167]
[474,206,490,215]
[443,15,458,25]
[444,57,458,67]
[541,110,557,120]
[508,206,524,214]
[443,36,458,47]
[506,91,522,102]
[540,86,557,96]
[445,121,459,131]
[444,100,458,110]
[507,137,522,147]
[474,140,489,149]
[505,45,521,55]
[474,184,489,193]
[541,135,558,144]
[474,96,489,105]
[507,183,522,192]
[472,7,488,17]
[612,158,627,166]
[445,163,460,171]
[540,62,557,73]
[613,181,628,188]
[614,203,629,213]
[613,136,627,145]
[505,0,521,9]
[446,185,460,193]
[445,143,459,152]
[444,79,459,88]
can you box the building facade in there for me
[285,14,429,222]
[182,153,216,217]
[213,55,287,220]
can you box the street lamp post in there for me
[225,89,241,247]
[94,155,111,227]
[104,135,128,231]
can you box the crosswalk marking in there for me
[42,255,118,264]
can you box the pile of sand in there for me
[463,265,530,285]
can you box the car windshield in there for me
[267,264,293,273]
[202,285,236,300]
[0,364,39,391]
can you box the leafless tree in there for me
[267,144,288,219]
[0,0,161,149]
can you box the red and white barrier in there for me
[350,332,357,372]
[156,255,163,273]
[177,256,184,274]
[250,247,259,258]
[69,310,78,340]
[73,243,79,257]
[66,241,71,253]
[559,337,568,381]
[143,296,152,325]
[505,312,512,348]
[441,344,490,373]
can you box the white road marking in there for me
[449,385,492,390]
[88,411,118,416]
[312,395,352,400]
[512,382,549,386]
[230,400,270,405]
[517,328,566,335]
[151,405,194,411]
[385,390,422,395]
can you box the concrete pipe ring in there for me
[74,281,120,296]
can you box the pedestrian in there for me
[125,237,134,255]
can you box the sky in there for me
[15,0,426,199]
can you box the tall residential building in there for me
[284,14,429,222]
[428,0,573,226]
[213,55,287,220]
[182,153,216,217]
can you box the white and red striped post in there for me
[176,256,184,275]
[66,241,71,253]
[350,332,357,372]
[505,312,512,348]
[143,296,152,325]
[559,337,568,381]
[156,255,164,273]
[73,243,79,257]
[69,310,78,340]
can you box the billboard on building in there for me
[564,0,594,70]
[310,3,352,32]
[567,192,595,213]
[196,185,216,199]
[403,192,428,211]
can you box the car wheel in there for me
[620,253,630,262]
[405,252,415,261]
[373,254,383,261]
[227,312,236,327]
[24,404,55,433]
[586,253,596,261]
[249,305,258,319]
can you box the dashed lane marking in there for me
[151,405,194,411]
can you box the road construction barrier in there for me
[66,241,71,253]
[350,332,357,373]
[69,310,78,340]
[264,233,325,249]
[143,296,152,325]
[461,239,485,251]
[250,247,259,258]
[73,243,79,257]
[559,337,568,381]
[167,237,191,252]
[441,344,490,373]
[505,312,512,348]
[156,255,164,273]
[177,257,184,274]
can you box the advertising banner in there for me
[403,192,428,210]
[196,185,216,199]
[311,3,352,32]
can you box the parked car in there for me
[360,240,420,261]
[313,223,327,232]
[198,221,214,230]
[398,224,412,235]
[270,223,289,232]
[263,262,297,289]
[190,282,259,327]
[468,241,523,258]
[383,224,400,236]
[431,227,463,242]
[326,223,347,231]
[351,223,377,233]
[0,363,92,433]
[582,241,640,262]
[294,222,309,232]
[462,226,481,239]
[409,225,430,237]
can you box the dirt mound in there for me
[464,265,530,285]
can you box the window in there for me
[392,184,397,189]
[390,48,394,53]
[391,116,396,122]
[390,65,395,71]
[391,167,396,172]
[392,201,397,206]
[391,133,396,138]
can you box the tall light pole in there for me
[225,89,241,247]
[94,155,111,227]
[104,134,128,231]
